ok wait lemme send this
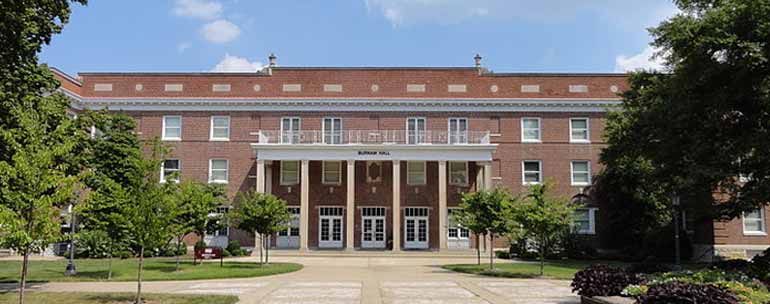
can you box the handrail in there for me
[256,130,491,145]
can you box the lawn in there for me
[0,292,238,304]
[0,258,301,282]
[443,260,626,280]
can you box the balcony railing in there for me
[256,130,491,145]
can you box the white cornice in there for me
[251,143,498,161]
[77,98,621,112]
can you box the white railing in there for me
[256,130,491,145]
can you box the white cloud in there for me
[364,0,677,28]
[200,19,240,43]
[211,54,264,72]
[614,46,665,72]
[177,42,192,52]
[173,0,223,20]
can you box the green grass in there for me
[0,258,302,283]
[443,260,627,280]
[0,292,238,304]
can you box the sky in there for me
[41,0,678,75]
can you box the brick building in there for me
[50,55,769,259]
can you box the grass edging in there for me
[0,292,239,304]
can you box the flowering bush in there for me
[571,264,641,297]
[638,281,739,304]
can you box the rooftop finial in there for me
[268,53,277,67]
[474,53,482,68]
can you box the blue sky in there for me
[42,0,677,75]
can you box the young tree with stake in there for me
[231,191,291,265]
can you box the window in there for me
[323,118,342,144]
[281,117,301,144]
[208,159,228,184]
[448,209,469,239]
[521,118,541,142]
[322,161,342,184]
[407,117,426,144]
[448,118,468,144]
[213,206,229,236]
[570,118,590,142]
[280,161,300,185]
[210,116,230,141]
[571,161,591,186]
[162,115,181,140]
[160,159,180,183]
[743,209,766,235]
[573,208,597,234]
[522,160,542,185]
[407,161,426,185]
[449,161,468,185]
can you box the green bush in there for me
[640,270,770,304]
[750,248,770,285]
[226,240,241,254]
[221,249,231,257]
[194,240,207,250]
[638,281,739,304]
[495,250,510,259]
[74,230,112,259]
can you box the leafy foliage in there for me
[454,188,514,268]
[750,248,770,285]
[231,191,291,265]
[638,281,739,304]
[712,259,752,274]
[626,262,675,275]
[571,264,641,297]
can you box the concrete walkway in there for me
[2,256,579,304]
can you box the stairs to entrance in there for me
[263,248,487,258]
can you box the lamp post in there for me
[671,192,681,270]
[64,203,77,276]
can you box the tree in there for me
[231,191,291,265]
[123,139,179,304]
[0,1,87,303]
[77,111,140,280]
[512,182,575,276]
[454,188,514,269]
[170,181,221,271]
[602,0,770,220]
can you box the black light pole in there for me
[671,192,681,270]
[64,204,77,276]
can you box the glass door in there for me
[404,207,429,249]
[318,207,343,248]
[407,117,426,144]
[361,207,386,249]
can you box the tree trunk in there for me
[175,235,182,272]
[476,233,481,265]
[18,248,30,304]
[107,251,113,280]
[135,246,145,304]
[489,234,494,270]
[264,234,269,265]
[539,235,545,276]
[258,233,263,266]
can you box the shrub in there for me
[637,282,739,304]
[194,240,207,250]
[626,262,674,275]
[563,233,598,260]
[74,230,112,259]
[226,240,241,254]
[750,248,770,284]
[711,259,751,273]
[221,249,231,257]
[571,264,641,297]
[495,250,510,259]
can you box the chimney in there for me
[268,53,277,67]
[474,53,482,68]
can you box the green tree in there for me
[454,188,514,269]
[0,1,87,303]
[512,182,576,276]
[77,111,140,280]
[124,139,179,304]
[170,181,222,271]
[231,191,291,265]
[602,0,770,220]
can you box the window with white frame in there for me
[573,208,597,234]
[743,209,766,235]
[162,115,181,140]
[449,161,468,185]
[407,117,426,144]
[281,117,301,144]
[280,161,300,185]
[322,161,342,184]
[448,118,468,144]
[522,160,542,185]
[407,161,426,185]
[160,159,180,183]
[323,118,342,144]
[571,161,591,186]
[570,118,590,142]
[210,116,230,141]
[208,159,229,184]
[521,118,541,142]
[447,209,469,239]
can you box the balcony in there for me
[256,130,491,145]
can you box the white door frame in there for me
[404,207,429,249]
[361,216,386,249]
[318,207,344,248]
[276,208,300,248]
[447,208,470,249]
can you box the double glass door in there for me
[277,207,300,248]
[318,207,343,248]
[404,207,429,249]
[361,207,386,249]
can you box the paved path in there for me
[1,256,579,304]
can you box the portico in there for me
[251,130,497,251]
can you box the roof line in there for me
[49,67,82,85]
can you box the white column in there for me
[392,160,401,252]
[265,161,273,195]
[299,160,310,251]
[346,160,355,251]
[483,161,493,251]
[256,159,266,193]
[438,161,448,250]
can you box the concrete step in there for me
[259,248,491,258]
